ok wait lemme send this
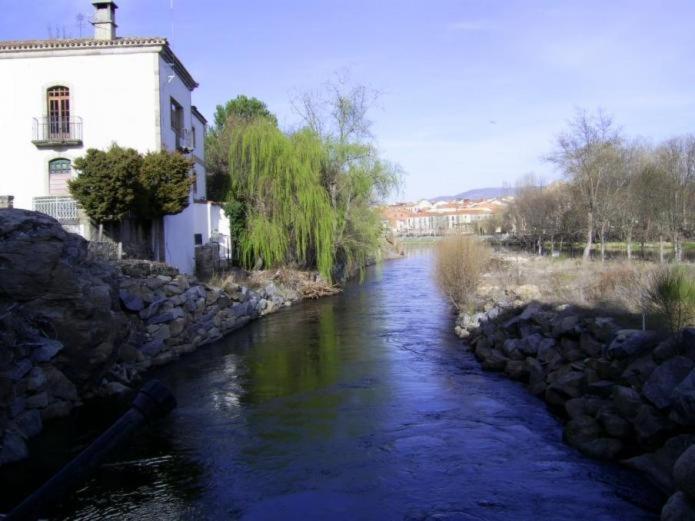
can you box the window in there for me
[47,86,70,139]
[191,126,196,148]
[48,158,71,195]
[170,98,185,150]
[170,98,183,132]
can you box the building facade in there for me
[0,1,229,274]
[381,197,510,236]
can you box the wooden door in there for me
[47,86,70,139]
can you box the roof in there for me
[0,36,165,52]
[191,106,207,124]
[0,36,199,91]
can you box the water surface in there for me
[8,248,662,520]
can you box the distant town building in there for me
[381,196,512,236]
[0,1,229,274]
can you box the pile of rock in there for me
[458,299,695,511]
[0,210,308,466]
[0,209,127,465]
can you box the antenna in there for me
[170,0,175,42]
[76,13,85,38]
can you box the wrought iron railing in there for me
[32,196,80,223]
[32,117,83,145]
[174,127,193,152]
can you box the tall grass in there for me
[644,265,695,335]
[435,234,492,311]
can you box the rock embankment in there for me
[111,262,301,379]
[0,210,317,466]
[0,209,126,465]
[456,300,695,519]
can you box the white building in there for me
[0,1,230,274]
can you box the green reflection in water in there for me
[244,302,341,405]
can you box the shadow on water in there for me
[2,247,663,520]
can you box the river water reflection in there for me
[21,247,663,520]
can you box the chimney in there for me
[91,1,118,40]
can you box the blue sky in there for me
[3,1,695,200]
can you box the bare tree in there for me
[548,109,622,260]
[507,175,573,256]
[656,136,695,262]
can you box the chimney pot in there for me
[91,1,118,40]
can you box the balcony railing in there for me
[32,196,81,224]
[174,127,193,152]
[32,117,83,147]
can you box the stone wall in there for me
[112,263,300,380]
[0,210,305,466]
[456,300,695,519]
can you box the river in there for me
[4,247,662,520]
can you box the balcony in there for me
[32,117,83,147]
[174,127,193,153]
[32,196,81,224]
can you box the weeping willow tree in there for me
[228,120,336,278]
[296,77,402,278]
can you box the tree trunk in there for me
[583,211,593,261]
[550,236,555,256]
[659,235,665,264]
[674,234,683,263]
[600,222,606,263]
[626,229,632,261]
[537,236,542,256]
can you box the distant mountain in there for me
[430,186,513,202]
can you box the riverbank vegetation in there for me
[435,234,491,312]
[645,265,695,336]
[506,109,695,263]
[206,78,400,280]
[482,254,693,332]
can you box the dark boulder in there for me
[632,404,674,444]
[625,434,695,493]
[607,330,659,360]
[545,370,585,405]
[671,369,695,425]
[621,355,657,389]
[661,491,695,521]
[612,385,644,419]
[674,445,695,502]
[643,356,694,410]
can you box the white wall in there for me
[0,45,209,275]
[159,55,199,273]
[163,205,196,275]
[0,50,160,210]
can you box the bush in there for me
[137,150,193,219]
[435,234,491,311]
[644,265,695,335]
[71,145,193,224]
[69,144,142,223]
